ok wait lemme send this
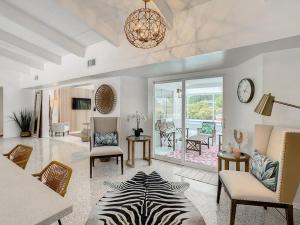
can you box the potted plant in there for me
[10,109,32,137]
[129,111,147,137]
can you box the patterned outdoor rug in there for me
[166,146,219,168]
[87,171,206,225]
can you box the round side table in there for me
[126,135,152,168]
[217,151,250,172]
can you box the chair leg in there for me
[90,158,93,178]
[121,155,124,175]
[230,200,237,225]
[92,158,95,167]
[217,178,222,204]
[116,156,119,164]
[58,219,62,225]
[286,205,294,225]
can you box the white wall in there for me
[3,87,34,138]
[262,48,300,127]
[223,56,263,153]
[0,87,3,136]
[119,76,149,159]
[0,71,34,138]
[41,89,50,138]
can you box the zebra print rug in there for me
[88,171,206,225]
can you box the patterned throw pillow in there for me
[94,132,118,147]
[250,150,279,192]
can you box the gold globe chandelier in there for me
[124,0,166,49]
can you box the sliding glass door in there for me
[153,81,183,163]
[153,77,223,170]
[185,77,223,169]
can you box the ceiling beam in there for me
[0,29,61,65]
[153,0,174,29]
[0,0,85,57]
[0,47,44,70]
[58,0,120,47]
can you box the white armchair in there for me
[217,124,300,225]
[51,122,70,136]
[90,117,123,178]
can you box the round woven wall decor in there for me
[95,84,116,114]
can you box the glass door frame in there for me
[152,76,223,172]
[152,80,185,166]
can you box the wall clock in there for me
[237,78,255,103]
[95,84,116,114]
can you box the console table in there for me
[126,135,151,167]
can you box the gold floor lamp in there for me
[255,93,300,116]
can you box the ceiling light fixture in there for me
[124,0,166,49]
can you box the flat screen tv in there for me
[72,98,91,110]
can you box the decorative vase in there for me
[232,148,241,158]
[134,128,143,137]
[20,131,31,137]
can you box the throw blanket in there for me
[87,171,206,225]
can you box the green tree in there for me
[214,95,223,119]
[187,101,213,120]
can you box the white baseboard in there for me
[294,202,300,209]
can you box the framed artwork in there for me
[32,90,43,138]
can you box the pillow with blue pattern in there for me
[94,132,118,147]
[250,150,279,192]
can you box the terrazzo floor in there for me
[0,136,299,225]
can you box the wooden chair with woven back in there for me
[3,144,32,169]
[32,161,72,225]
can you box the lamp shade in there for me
[254,93,275,116]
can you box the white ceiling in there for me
[1,0,300,82]
[0,0,212,73]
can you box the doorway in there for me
[153,77,223,170]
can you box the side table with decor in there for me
[126,135,151,168]
[217,151,250,172]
